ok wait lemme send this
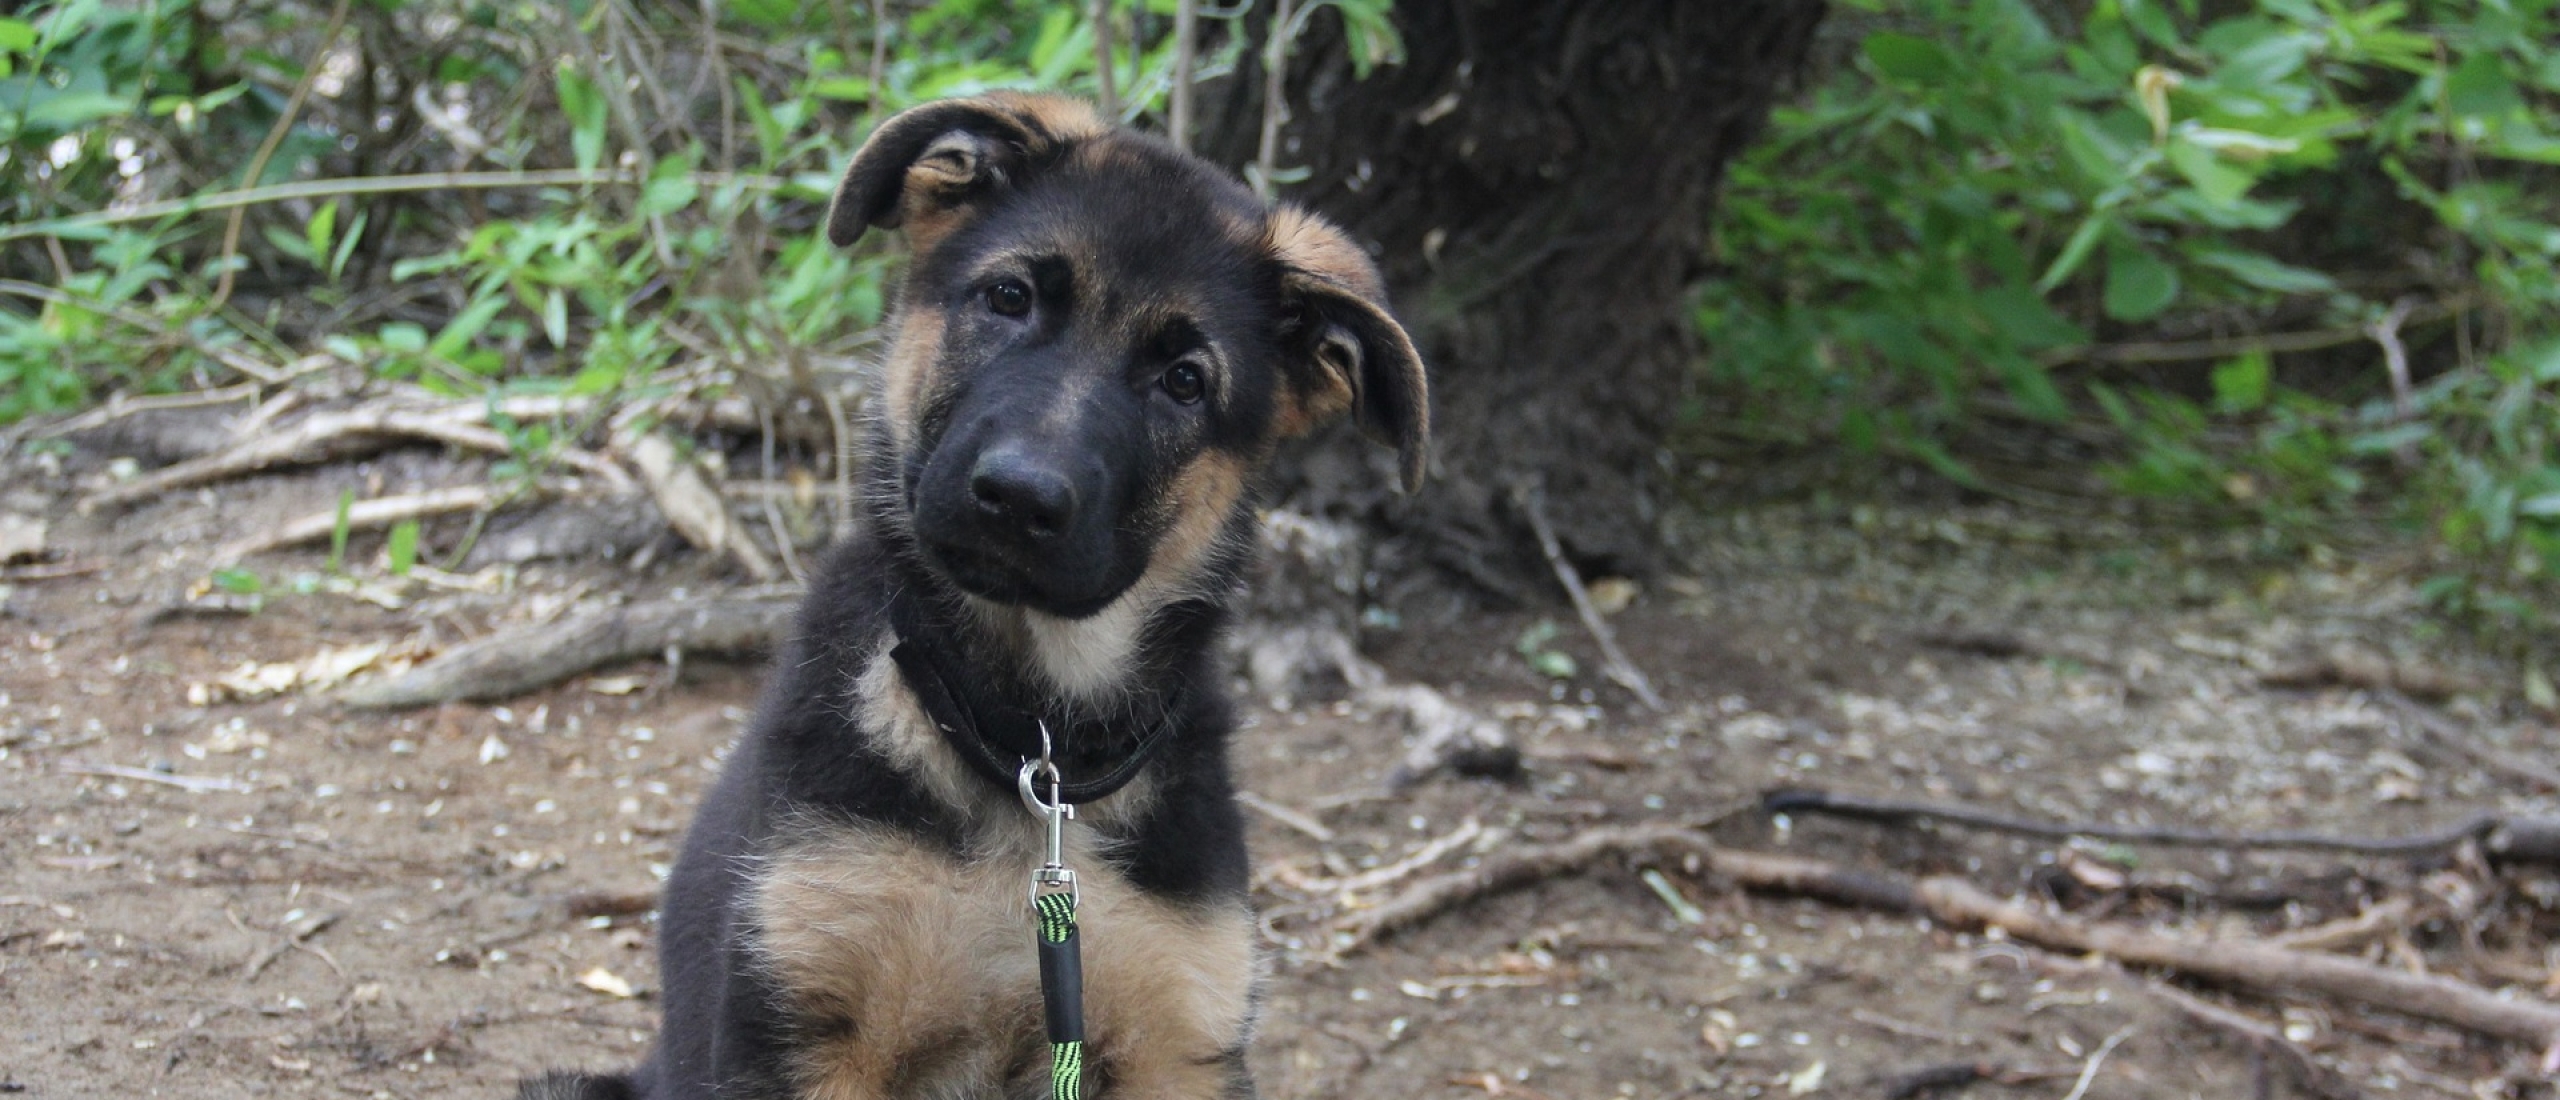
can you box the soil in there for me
[4,443,2558,1100]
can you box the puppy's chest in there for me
[750,820,1257,1100]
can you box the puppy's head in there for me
[831,94,1428,620]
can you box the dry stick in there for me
[1761,786,2502,857]
[2367,297,2418,420]
[1236,790,1335,843]
[2036,293,2474,368]
[2379,689,2560,793]
[1918,874,2560,1052]
[1089,0,1119,119]
[1168,0,1200,151]
[58,763,254,794]
[208,0,356,316]
[2142,981,2371,1100]
[820,388,859,545]
[22,382,263,440]
[868,0,889,113]
[82,404,626,511]
[1515,486,1665,711]
[2056,1029,2130,1100]
[1252,0,1297,200]
[1330,828,2560,1054]
[215,485,500,563]
[337,593,798,709]
[0,169,789,246]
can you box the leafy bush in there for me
[1705,0,2560,612]
[0,0,1247,427]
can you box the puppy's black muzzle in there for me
[911,381,1144,619]
[968,441,1078,539]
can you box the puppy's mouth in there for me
[919,536,1122,620]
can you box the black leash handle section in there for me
[1036,895,1085,1045]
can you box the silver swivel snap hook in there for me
[1018,721,1077,903]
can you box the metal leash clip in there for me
[1019,721,1078,904]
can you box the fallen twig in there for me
[2056,1028,2130,1100]
[1762,785,2510,859]
[627,432,778,582]
[216,485,502,563]
[84,403,627,510]
[1324,826,2560,1054]
[1514,485,1665,711]
[337,592,798,709]
[2143,981,2369,1100]
[58,763,253,793]
[242,910,339,981]
[0,560,107,582]
[1236,791,1335,843]
[2380,689,2560,793]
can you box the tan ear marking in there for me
[1266,206,1431,492]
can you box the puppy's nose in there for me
[968,446,1077,537]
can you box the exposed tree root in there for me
[1320,826,2560,1055]
[1763,785,2560,866]
[216,485,506,563]
[84,400,627,511]
[337,593,798,709]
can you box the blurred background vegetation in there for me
[1,0,2555,634]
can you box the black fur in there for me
[518,94,1424,1100]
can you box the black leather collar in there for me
[887,632,1177,805]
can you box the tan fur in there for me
[965,452,1248,710]
[1265,206,1386,299]
[753,821,1258,1100]
[853,641,978,812]
[878,308,943,454]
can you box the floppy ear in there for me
[824,93,1106,252]
[1268,206,1431,493]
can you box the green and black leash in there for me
[1020,725,1085,1100]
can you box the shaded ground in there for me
[4,443,2558,1099]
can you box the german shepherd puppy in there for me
[520,93,1427,1099]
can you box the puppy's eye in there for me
[1160,361,1206,405]
[985,280,1032,317]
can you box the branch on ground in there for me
[336,593,798,709]
[1313,826,2560,1056]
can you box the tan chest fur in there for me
[750,818,1259,1100]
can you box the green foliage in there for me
[1707,0,2560,609]
[1,0,1231,432]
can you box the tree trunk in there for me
[1203,0,1826,596]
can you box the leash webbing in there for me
[1035,891,1085,1100]
[1021,725,1086,1100]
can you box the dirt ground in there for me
[4,441,2558,1100]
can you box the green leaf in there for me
[211,567,264,595]
[327,488,354,573]
[0,17,38,54]
[1979,285,2089,351]
[638,154,699,217]
[2211,350,2271,414]
[2186,245,2336,294]
[1863,32,1953,82]
[2166,139,2255,206]
[2446,52,2524,120]
[2038,212,2113,292]
[386,520,420,577]
[378,322,428,354]
[2103,244,2179,321]
[1528,650,1578,680]
[555,61,609,174]
[305,200,339,270]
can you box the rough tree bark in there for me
[1202,1,1826,594]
